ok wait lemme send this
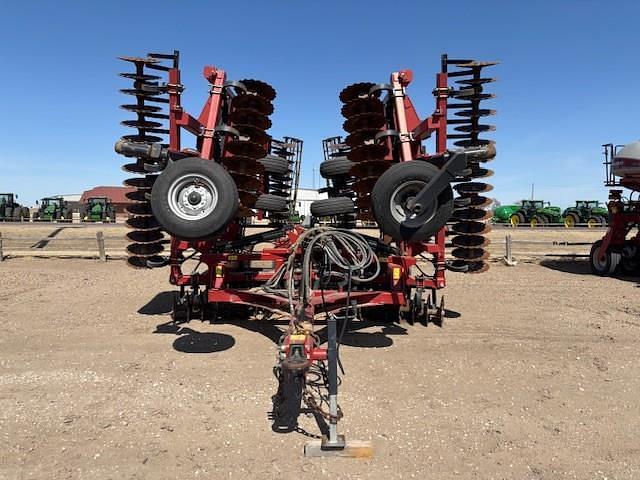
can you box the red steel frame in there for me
[597,190,640,261]
[163,63,453,317]
[597,146,640,262]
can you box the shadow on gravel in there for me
[339,331,394,348]
[540,258,640,285]
[172,329,235,354]
[143,292,458,353]
[227,318,284,344]
[444,309,461,319]
[31,226,67,249]
[138,291,173,315]
[153,321,236,354]
[539,258,592,275]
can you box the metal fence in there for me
[497,233,593,266]
[0,229,596,266]
[0,231,126,262]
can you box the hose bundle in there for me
[262,227,380,317]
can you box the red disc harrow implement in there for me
[114,51,498,454]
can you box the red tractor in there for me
[590,143,640,275]
[114,51,497,452]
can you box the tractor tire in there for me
[371,161,454,242]
[310,197,355,217]
[21,207,30,221]
[151,157,239,240]
[254,194,288,212]
[590,240,621,276]
[12,208,21,221]
[530,214,546,228]
[4,207,13,220]
[320,158,354,179]
[259,155,290,175]
[596,215,607,227]
[563,213,578,228]
[509,213,523,227]
[587,217,598,228]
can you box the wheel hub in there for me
[168,173,218,221]
[188,191,202,205]
[390,181,436,224]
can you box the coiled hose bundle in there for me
[261,227,380,317]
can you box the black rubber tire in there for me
[22,207,30,220]
[596,215,607,227]
[590,240,621,276]
[310,197,355,217]
[151,157,239,240]
[320,158,354,179]
[12,208,21,220]
[371,161,454,242]
[621,255,639,275]
[4,207,13,219]
[272,369,304,433]
[254,194,288,212]
[259,155,290,175]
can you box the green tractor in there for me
[81,197,116,223]
[492,200,562,227]
[492,204,521,225]
[0,193,30,221]
[562,200,608,228]
[32,196,73,222]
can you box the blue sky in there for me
[0,0,638,207]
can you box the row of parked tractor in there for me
[492,200,608,228]
[0,193,116,222]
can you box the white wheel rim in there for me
[592,245,608,271]
[168,173,218,221]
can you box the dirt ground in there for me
[1,253,639,480]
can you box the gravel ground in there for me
[1,256,639,479]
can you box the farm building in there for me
[292,188,327,218]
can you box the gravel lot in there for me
[1,251,639,479]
